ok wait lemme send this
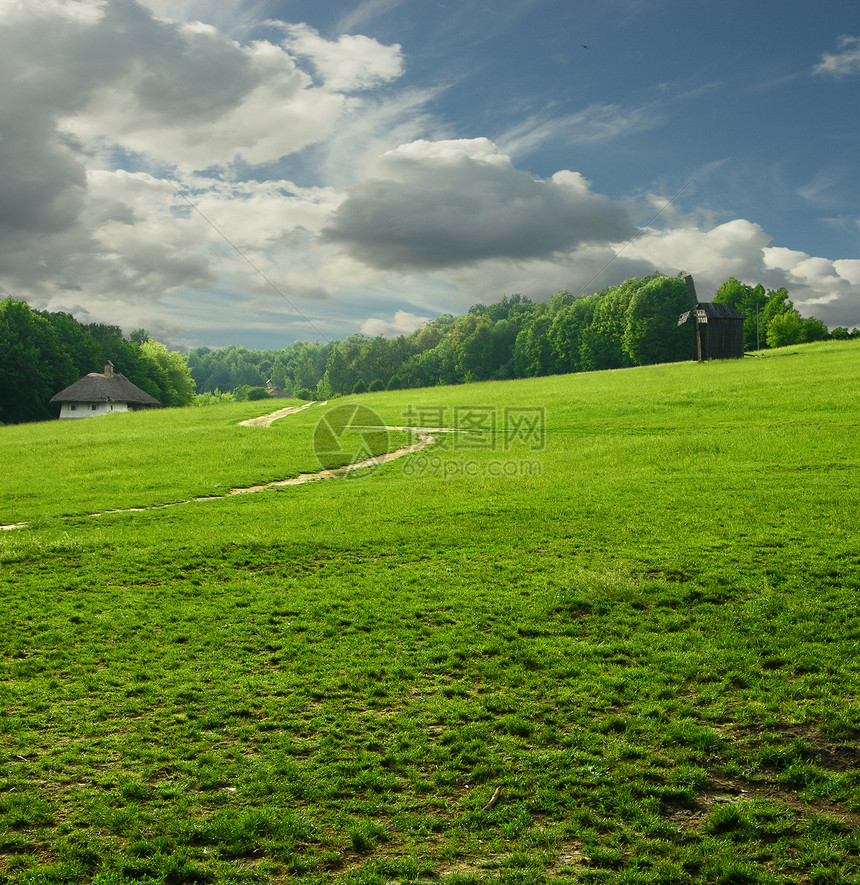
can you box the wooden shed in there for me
[678,276,745,361]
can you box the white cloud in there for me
[628,219,773,285]
[66,34,345,170]
[437,218,860,330]
[321,138,634,270]
[314,86,446,187]
[497,102,660,159]
[618,221,860,327]
[1,1,857,344]
[813,35,860,78]
[281,23,403,91]
[337,0,410,34]
[361,310,430,337]
[10,170,216,306]
[796,166,845,207]
[0,0,406,319]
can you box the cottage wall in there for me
[59,402,129,420]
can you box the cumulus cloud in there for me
[620,221,860,327]
[321,138,635,270]
[813,35,860,78]
[360,310,431,337]
[281,23,404,91]
[65,26,344,170]
[434,216,860,331]
[0,0,401,318]
[628,219,773,285]
[8,171,216,307]
[1,1,857,344]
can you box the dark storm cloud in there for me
[321,139,635,270]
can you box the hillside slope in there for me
[1,341,858,884]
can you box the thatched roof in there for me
[50,368,160,406]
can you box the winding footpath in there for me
[1,404,443,531]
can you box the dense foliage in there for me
[188,273,846,397]
[0,297,196,424]
[2,273,849,423]
[712,279,833,350]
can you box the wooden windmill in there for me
[677,274,745,361]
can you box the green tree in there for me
[452,314,496,381]
[579,298,632,370]
[713,278,768,351]
[287,342,327,392]
[549,295,597,373]
[766,310,805,348]
[801,316,830,343]
[129,329,151,345]
[513,313,558,377]
[139,340,196,406]
[623,275,690,366]
[230,353,265,388]
[322,347,355,395]
[269,357,290,390]
[0,297,76,423]
[41,311,102,375]
[758,287,792,345]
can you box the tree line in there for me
[0,297,195,424]
[189,273,851,398]
[2,274,854,423]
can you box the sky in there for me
[1,0,858,350]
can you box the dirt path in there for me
[91,429,438,519]
[0,407,439,530]
[237,401,322,427]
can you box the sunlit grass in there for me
[1,341,858,883]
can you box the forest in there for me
[187,274,844,398]
[2,274,854,424]
[0,298,195,425]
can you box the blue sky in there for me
[1,0,858,349]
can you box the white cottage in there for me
[50,362,160,419]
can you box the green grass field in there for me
[1,342,859,885]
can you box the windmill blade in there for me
[684,274,699,309]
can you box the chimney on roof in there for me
[104,361,114,378]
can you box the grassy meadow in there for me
[1,341,858,885]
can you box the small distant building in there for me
[265,379,290,399]
[678,275,745,361]
[50,362,160,419]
